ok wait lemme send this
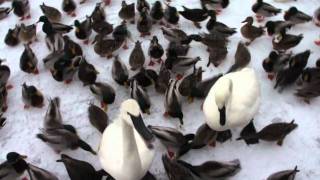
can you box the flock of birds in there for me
[0,0,319,179]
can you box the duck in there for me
[178,66,202,100]
[272,28,303,52]
[148,36,164,66]
[263,51,291,80]
[200,0,230,13]
[150,1,164,24]
[162,155,195,180]
[112,21,131,49]
[62,0,76,17]
[129,40,145,71]
[112,55,129,86]
[11,0,30,20]
[78,57,98,86]
[164,79,184,126]
[57,154,111,180]
[40,3,62,23]
[92,19,113,35]
[167,42,190,56]
[265,20,293,36]
[88,102,109,133]
[203,68,260,132]
[206,13,237,37]
[0,86,8,113]
[93,35,123,59]
[165,56,201,77]
[314,7,320,26]
[4,25,20,47]
[27,163,59,180]
[0,116,6,128]
[190,32,228,49]
[0,152,30,180]
[179,6,214,28]
[18,23,37,44]
[63,35,83,59]
[227,42,251,73]
[177,159,241,179]
[22,83,44,109]
[295,68,320,103]
[74,16,92,45]
[137,0,150,13]
[237,120,297,146]
[19,44,38,74]
[241,16,265,45]
[130,68,158,87]
[149,125,194,158]
[164,3,179,27]
[274,50,310,92]
[155,63,171,94]
[90,2,106,23]
[44,97,63,130]
[0,7,12,20]
[191,73,223,99]
[208,45,228,67]
[284,7,312,24]
[50,55,81,84]
[43,51,64,71]
[191,123,218,149]
[267,166,299,180]
[119,1,135,24]
[99,99,155,180]
[161,27,191,44]
[90,82,116,111]
[252,0,281,22]
[130,79,151,114]
[37,125,97,155]
[137,7,153,37]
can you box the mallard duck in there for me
[148,36,164,66]
[296,68,320,103]
[51,55,81,84]
[137,0,150,13]
[62,0,76,17]
[272,28,303,52]
[267,166,299,180]
[178,66,202,99]
[22,83,44,109]
[112,55,129,86]
[161,27,190,44]
[99,99,155,180]
[74,16,92,44]
[63,35,83,59]
[208,46,228,67]
[179,6,214,28]
[129,40,145,70]
[28,163,59,180]
[92,19,113,36]
[206,14,236,37]
[165,55,201,78]
[119,1,135,24]
[314,7,320,26]
[12,0,30,20]
[91,2,106,23]
[191,123,218,149]
[201,0,230,13]
[130,68,158,87]
[155,63,171,94]
[227,42,251,73]
[88,103,109,133]
[0,152,31,180]
[20,44,38,74]
[4,25,20,47]
[130,79,151,114]
[0,59,11,88]
[265,20,293,36]
[37,124,96,155]
[40,3,62,23]
[90,82,116,111]
[252,0,281,22]
[262,51,291,80]
[167,41,190,56]
[284,7,312,24]
[38,15,73,35]
[18,23,37,44]
[112,21,131,49]
[78,57,98,86]
[190,32,228,49]
[93,35,123,59]
[164,3,179,27]
[164,79,183,125]
[0,7,12,20]
[150,1,164,24]
[241,16,264,45]
[162,155,195,179]
[137,7,153,37]
[57,154,111,180]
[191,73,223,99]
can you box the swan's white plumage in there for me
[203,68,260,131]
[99,99,155,180]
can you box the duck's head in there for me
[242,16,254,24]
[6,152,28,173]
[120,99,154,148]
[221,0,230,8]
[121,0,127,7]
[37,15,49,23]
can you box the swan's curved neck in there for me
[121,120,142,170]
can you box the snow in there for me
[0,0,320,179]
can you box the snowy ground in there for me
[1,0,320,179]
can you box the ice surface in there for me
[0,0,320,179]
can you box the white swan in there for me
[203,68,260,131]
[99,99,155,180]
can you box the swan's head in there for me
[120,99,154,148]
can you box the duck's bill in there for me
[128,112,154,147]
